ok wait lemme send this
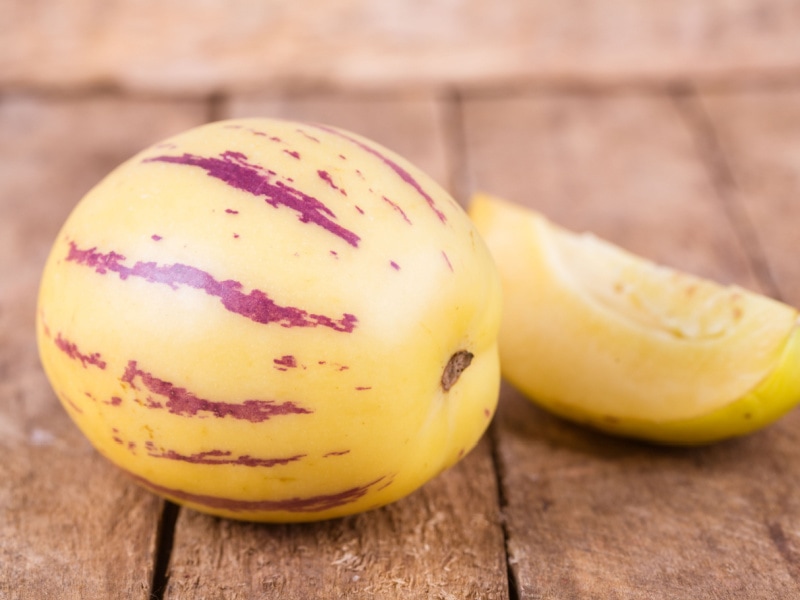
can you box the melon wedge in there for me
[469,193,800,444]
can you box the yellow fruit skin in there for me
[36,119,502,522]
[521,327,800,444]
[469,193,800,444]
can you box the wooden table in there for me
[3,2,800,598]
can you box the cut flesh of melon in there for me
[469,193,800,441]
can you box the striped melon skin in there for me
[36,119,502,522]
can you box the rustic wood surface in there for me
[463,90,800,598]
[5,0,800,92]
[3,2,800,598]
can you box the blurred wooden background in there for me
[3,1,800,598]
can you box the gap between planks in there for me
[150,501,181,600]
[488,419,521,600]
[441,89,520,600]
[6,65,800,104]
[671,85,784,301]
[145,92,225,600]
[146,92,221,600]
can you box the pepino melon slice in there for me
[469,193,800,444]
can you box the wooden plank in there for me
[461,92,760,287]
[161,93,509,600]
[462,91,800,598]
[496,384,800,599]
[165,438,503,600]
[4,0,800,94]
[0,94,208,599]
[700,88,800,307]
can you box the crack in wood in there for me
[768,521,800,586]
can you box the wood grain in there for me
[461,90,800,598]
[160,94,509,600]
[460,91,761,288]
[165,438,505,600]
[700,88,800,307]
[0,94,207,599]
[495,386,800,599]
[4,0,800,94]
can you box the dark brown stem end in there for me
[441,350,474,392]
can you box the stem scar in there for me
[441,350,474,391]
